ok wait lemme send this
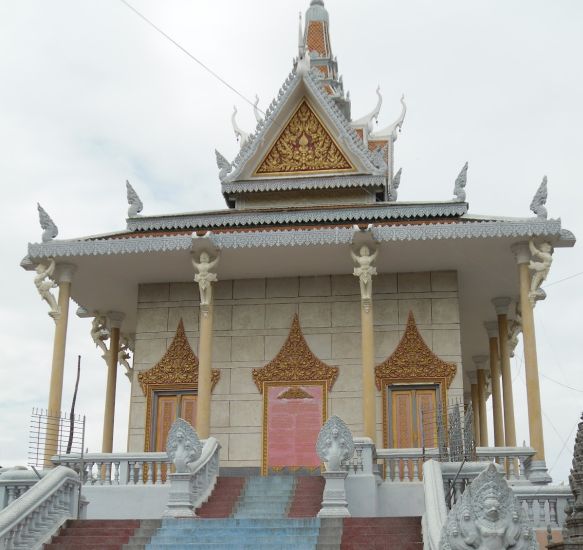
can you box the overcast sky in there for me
[0,0,582,483]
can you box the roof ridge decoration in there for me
[126,180,143,218]
[217,69,386,184]
[530,176,548,219]
[453,161,469,202]
[252,313,338,392]
[375,311,457,391]
[351,86,382,132]
[388,168,402,202]
[138,318,220,394]
[369,94,407,141]
[37,203,58,243]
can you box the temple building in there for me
[9,1,577,547]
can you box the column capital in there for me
[468,372,479,384]
[484,321,499,339]
[472,355,489,370]
[54,263,77,283]
[492,297,512,316]
[107,311,125,329]
[511,242,531,265]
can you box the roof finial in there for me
[231,106,250,148]
[369,94,407,141]
[389,168,402,202]
[37,203,58,242]
[453,162,469,202]
[298,11,305,59]
[253,94,263,123]
[351,86,383,133]
[311,0,325,5]
[126,180,143,218]
[530,176,548,219]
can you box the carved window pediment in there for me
[252,314,338,392]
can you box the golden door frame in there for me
[138,319,220,452]
[375,311,457,449]
[252,314,338,475]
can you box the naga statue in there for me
[166,418,202,474]
[440,463,537,550]
[316,415,354,472]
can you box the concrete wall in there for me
[128,271,463,468]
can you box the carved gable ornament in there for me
[253,314,338,392]
[375,311,456,390]
[254,99,354,176]
[138,319,220,394]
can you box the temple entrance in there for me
[153,391,197,452]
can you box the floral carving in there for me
[138,319,220,393]
[277,386,314,400]
[375,311,457,391]
[255,100,353,175]
[253,314,338,392]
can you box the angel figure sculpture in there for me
[351,245,378,301]
[90,316,110,358]
[192,251,220,306]
[34,259,60,320]
[528,240,553,305]
[166,418,202,474]
[118,336,133,380]
[316,416,355,472]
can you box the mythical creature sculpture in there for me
[118,335,134,380]
[389,167,402,202]
[126,180,143,218]
[37,203,58,242]
[530,176,548,219]
[90,315,110,357]
[215,150,232,181]
[231,106,250,147]
[453,162,469,202]
[253,94,263,123]
[34,258,60,320]
[440,463,536,550]
[508,304,522,357]
[316,416,355,472]
[166,418,202,474]
[351,245,378,301]
[192,251,220,306]
[528,240,553,305]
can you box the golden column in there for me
[101,311,124,453]
[469,375,481,445]
[352,242,378,442]
[484,322,505,447]
[192,249,220,439]
[473,356,489,447]
[491,297,517,449]
[44,263,76,466]
[512,242,551,482]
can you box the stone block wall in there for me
[128,271,463,468]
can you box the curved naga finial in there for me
[439,463,537,549]
[253,94,263,123]
[166,418,203,473]
[530,176,548,219]
[231,106,250,148]
[389,167,402,202]
[453,162,469,202]
[316,416,355,472]
[369,94,406,141]
[215,150,232,182]
[126,180,143,218]
[37,203,58,242]
[351,86,383,133]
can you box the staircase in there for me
[340,517,423,549]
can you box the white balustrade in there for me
[475,446,536,481]
[376,448,440,482]
[513,485,573,528]
[0,466,80,550]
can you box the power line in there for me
[540,373,583,393]
[117,0,262,114]
[543,270,583,288]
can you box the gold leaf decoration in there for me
[375,311,457,390]
[277,386,314,400]
[255,100,354,176]
[138,319,220,392]
[253,314,338,392]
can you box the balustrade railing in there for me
[53,452,171,486]
[0,466,80,550]
[513,486,573,528]
[376,447,439,482]
[475,446,536,481]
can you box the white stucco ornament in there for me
[37,203,58,242]
[126,180,143,218]
[166,418,202,474]
[118,335,134,380]
[90,315,110,359]
[530,176,548,219]
[192,251,220,307]
[351,245,378,302]
[453,162,469,202]
[389,167,402,202]
[528,240,553,306]
[215,150,232,182]
[316,415,355,472]
[439,463,537,550]
[34,258,60,321]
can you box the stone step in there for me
[340,517,423,549]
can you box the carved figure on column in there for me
[508,304,522,358]
[351,245,378,302]
[439,463,536,549]
[90,315,110,359]
[316,415,355,472]
[192,251,220,307]
[528,240,553,306]
[118,335,134,380]
[166,418,202,474]
[34,258,60,321]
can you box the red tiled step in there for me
[341,517,423,549]
[44,519,142,550]
[288,476,325,518]
[196,476,245,518]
